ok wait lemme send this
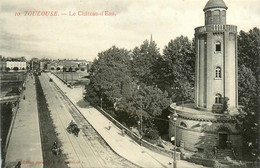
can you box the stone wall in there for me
[169,113,242,157]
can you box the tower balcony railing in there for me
[195,24,237,34]
[169,103,236,122]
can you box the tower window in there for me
[215,94,222,104]
[213,10,220,24]
[215,67,221,78]
[222,10,226,17]
[216,42,221,51]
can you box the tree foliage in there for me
[156,36,195,102]
[116,83,169,127]
[131,39,161,85]
[89,46,131,104]
[237,27,260,158]
[85,44,170,134]
[238,28,260,76]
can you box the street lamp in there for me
[140,95,143,146]
[137,85,142,146]
[169,111,178,168]
[173,112,178,168]
[101,97,103,109]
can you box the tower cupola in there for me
[204,0,228,25]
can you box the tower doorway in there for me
[218,133,228,149]
[218,126,230,149]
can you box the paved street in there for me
[40,73,137,167]
[49,72,205,168]
[4,72,206,168]
[5,75,43,168]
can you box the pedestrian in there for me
[15,161,21,168]
[108,122,111,130]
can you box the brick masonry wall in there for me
[169,114,242,154]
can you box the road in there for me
[5,74,43,168]
[39,73,138,168]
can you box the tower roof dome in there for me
[203,0,228,11]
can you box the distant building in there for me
[40,62,45,71]
[63,61,78,72]
[0,56,7,71]
[45,59,92,72]
[6,61,26,70]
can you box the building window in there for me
[213,10,220,24]
[206,11,212,24]
[215,67,221,78]
[180,122,187,128]
[214,10,220,15]
[222,10,226,16]
[215,94,222,104]
[216,41,221,51]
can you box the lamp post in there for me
[63,68,64,81]
[173,112,178,168]
[101,97,103,109]
[169,111,178,168]
[140,95,142,146]
[137,85,142,146]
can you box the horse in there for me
[67,123,80,137]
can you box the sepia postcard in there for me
[1,0,259,168]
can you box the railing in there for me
[96,106,180,159]
[170,103,236,122]
[195,24,237,33]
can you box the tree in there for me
[237,27,260,159]
[131,39,161,86]
[157,36,195,102]
[86,45,170,135]
[87,46,131,107]
[116,83,169,129]
[238,28,260,76]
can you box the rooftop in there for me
[204,0,228,11]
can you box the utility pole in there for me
[71,70,73,86]
[140,95,142,146]
[138,85,143,146]
[173,111,178,168]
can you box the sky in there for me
[0,0,259,61]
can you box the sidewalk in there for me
[5,75,43,168]
[49,73,204,168]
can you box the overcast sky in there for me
[0,0,259,61]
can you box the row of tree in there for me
[85,35,195,139]
[85,28,260,154]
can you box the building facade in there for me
[195,0,238,113]
[169,0,242,159]
[6,61,26,70]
